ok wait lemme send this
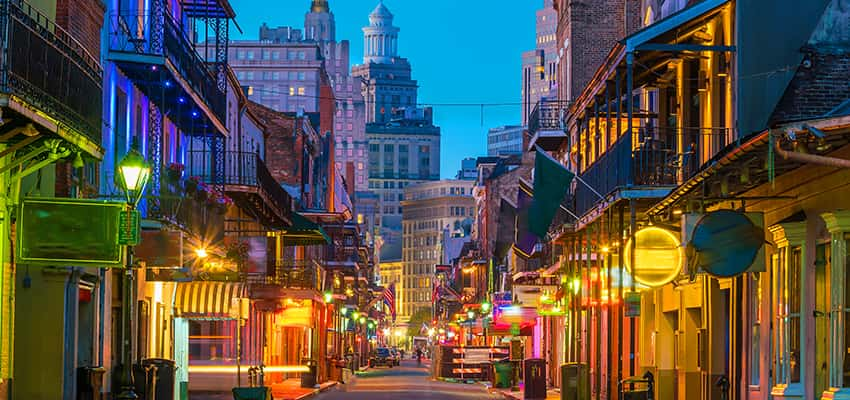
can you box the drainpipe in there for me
[773,130,850,169]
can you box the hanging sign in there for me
[689,210,764,278]
[624,226,684,288]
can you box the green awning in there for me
[281,213,331,246]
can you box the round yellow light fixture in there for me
[624,226,683,288]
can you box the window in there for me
[247,51,255,60]
[299,72,306,80]
[750,273,761,386]
[297,87,305,95]
[774,245,802,385]
[289,87,295,96]
[272,51,280,60]
[298,51,306,60]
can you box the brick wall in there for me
[55,0,105,58]
[770,51,850,124]
[567,0,640,101]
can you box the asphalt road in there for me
[318,360,495,400]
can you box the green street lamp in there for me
[117,142,151,207]
[116,140,151,400]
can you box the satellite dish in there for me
[690,210,764,278]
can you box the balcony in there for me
[0,0,103,157]
[187,151,292,229]
[528,99,570,151]
[573,127,728,217]
[248,260,324,300]
[150,176,225,244]
[107,4,226,135]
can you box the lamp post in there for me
[116,141,151,400]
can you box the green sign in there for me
[118,209,141,246]
[510,323,520,336]
[625,291,641,317]
[18,198,124,266]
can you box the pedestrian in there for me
[415,348,422,365]
[400,349,405,360]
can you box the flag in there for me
[513,179,538,258]
[529,147,575,238]
[382,283,396,321]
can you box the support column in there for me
[821,212,850,398]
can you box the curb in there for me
[292,381,339,400]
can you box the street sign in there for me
[625,291,641,317]
[118,209,141,246]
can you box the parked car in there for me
[389,348,401,366]
[369,347,394,368]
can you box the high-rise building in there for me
[353,2,418,124]
[400,180,475,321]
[521,0,558,125]
[456,158,478,181]
[488,125,526,155]
[355,2,442,262]
[229,1,369,191]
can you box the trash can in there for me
[133,358,176,400]
[232,387,270,400]
[524,359,547,399]
[77,366,106,400]
[493,359,514,389]
[561,363,589,400]
[301,359,318,388]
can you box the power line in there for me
[247,86,523,108]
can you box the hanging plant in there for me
[185,176,201,194]
[166,162,185,182]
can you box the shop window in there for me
[750,273,762,386]
[773,246,803,385]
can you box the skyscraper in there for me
[229,1,369,191]
[521,0,557,126]
[355,2,442,263]
[353,2,418,124]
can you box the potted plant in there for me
[225,240,250,266]
[186,176,201,194]
[166,162,184,182]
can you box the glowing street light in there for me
[195,247,209,259]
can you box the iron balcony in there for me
[528,99,571,151]
[107,2,227,135]
[0,0,103,154]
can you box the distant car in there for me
[389,348,401,366]
[369,348,393,368]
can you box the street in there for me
[317,360,494,400]
[190,360,495,400]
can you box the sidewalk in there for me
[269,379,338,400]
[483,382,560,400]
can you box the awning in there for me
[175,281,246,319]
[280,213,331,246]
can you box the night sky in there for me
[228,0,539,178]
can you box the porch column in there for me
[768,221,808,399]
[821,212,850,398]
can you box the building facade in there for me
[352,2,418,125]
[488,125,526,156]
[455,157,479,181]
[400,180,475,321]
[228,1,369,191]
[521,0,557,126]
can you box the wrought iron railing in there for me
[0,0,103,143]
[247,260,322,291]
[108,5,226,122]
[150,177,225,244]
[529,99,570,136]
[574,126,729,217]
[186,150,293,214]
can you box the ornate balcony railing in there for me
[247,260,322,291]
[186,150,293,224]
[573,126,729,217]
[528,99,570,136]
[0,0,103,144]
[108,5,226,123]
[150,177,225,244]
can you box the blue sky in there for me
[228,0,538,178]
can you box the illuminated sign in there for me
[624,226,683,288]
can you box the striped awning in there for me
[175,281,246,319]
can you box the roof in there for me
[246,101,294,138]
[770,50,850,125]
[370,1,393,18]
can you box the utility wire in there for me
[247,86,523,107]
